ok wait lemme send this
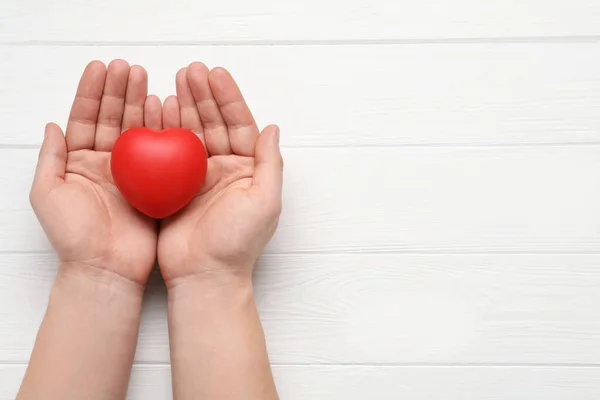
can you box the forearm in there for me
[17,263,144,400]
[167,272,278,399]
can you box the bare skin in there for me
[28,60,161,284]
[17,60,282,400]
[158,63,282,399]
[18,60,162,400]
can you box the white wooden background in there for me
[2,0,600,398]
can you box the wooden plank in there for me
[1,44,600,146]
[1,364,600,400]
[2,0,600,42]
[1,146,599,253]
[1,253,600,364]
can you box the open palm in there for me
[157,63,283,286]
[30,60,163,285]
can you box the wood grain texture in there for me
[2,0,600,42]
[1,146,599,253]
[2,44,600,146]
[1,364,600,399]
[2,0,600,397]
[1,253,600,364]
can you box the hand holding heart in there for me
[30,60,160,285]
[30,60,283,287]
[157,64,282,287]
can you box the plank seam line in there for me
[1,36,600,46]
[2,361,600,368]
[125,362,600,368]
[4,142,600,150]
[3,250,600,256]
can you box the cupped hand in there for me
[30,60,164,286]
[157,63,283,287]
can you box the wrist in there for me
[47,262,145,340]
[166,268,253,300]
[56,260,146,300]
[163,258,254,292]
[166,264,256,323]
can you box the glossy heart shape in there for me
[111,127,208,219]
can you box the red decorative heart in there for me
[111,127,208,219]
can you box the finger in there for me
[66,60,107,152]
[209,67,259,157]
[187,62,231,155]
[163,95,181,128]
[94,59,130,151]
[144,95,163,130]
[176,67,203,140]
[252,125,283,201]
[122,65,148,131]
[32,123,67,199]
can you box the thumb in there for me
[252,125,283,199]
[31,123,67,198]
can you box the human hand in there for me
[157,63,283,288]
[30,60,164,286]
